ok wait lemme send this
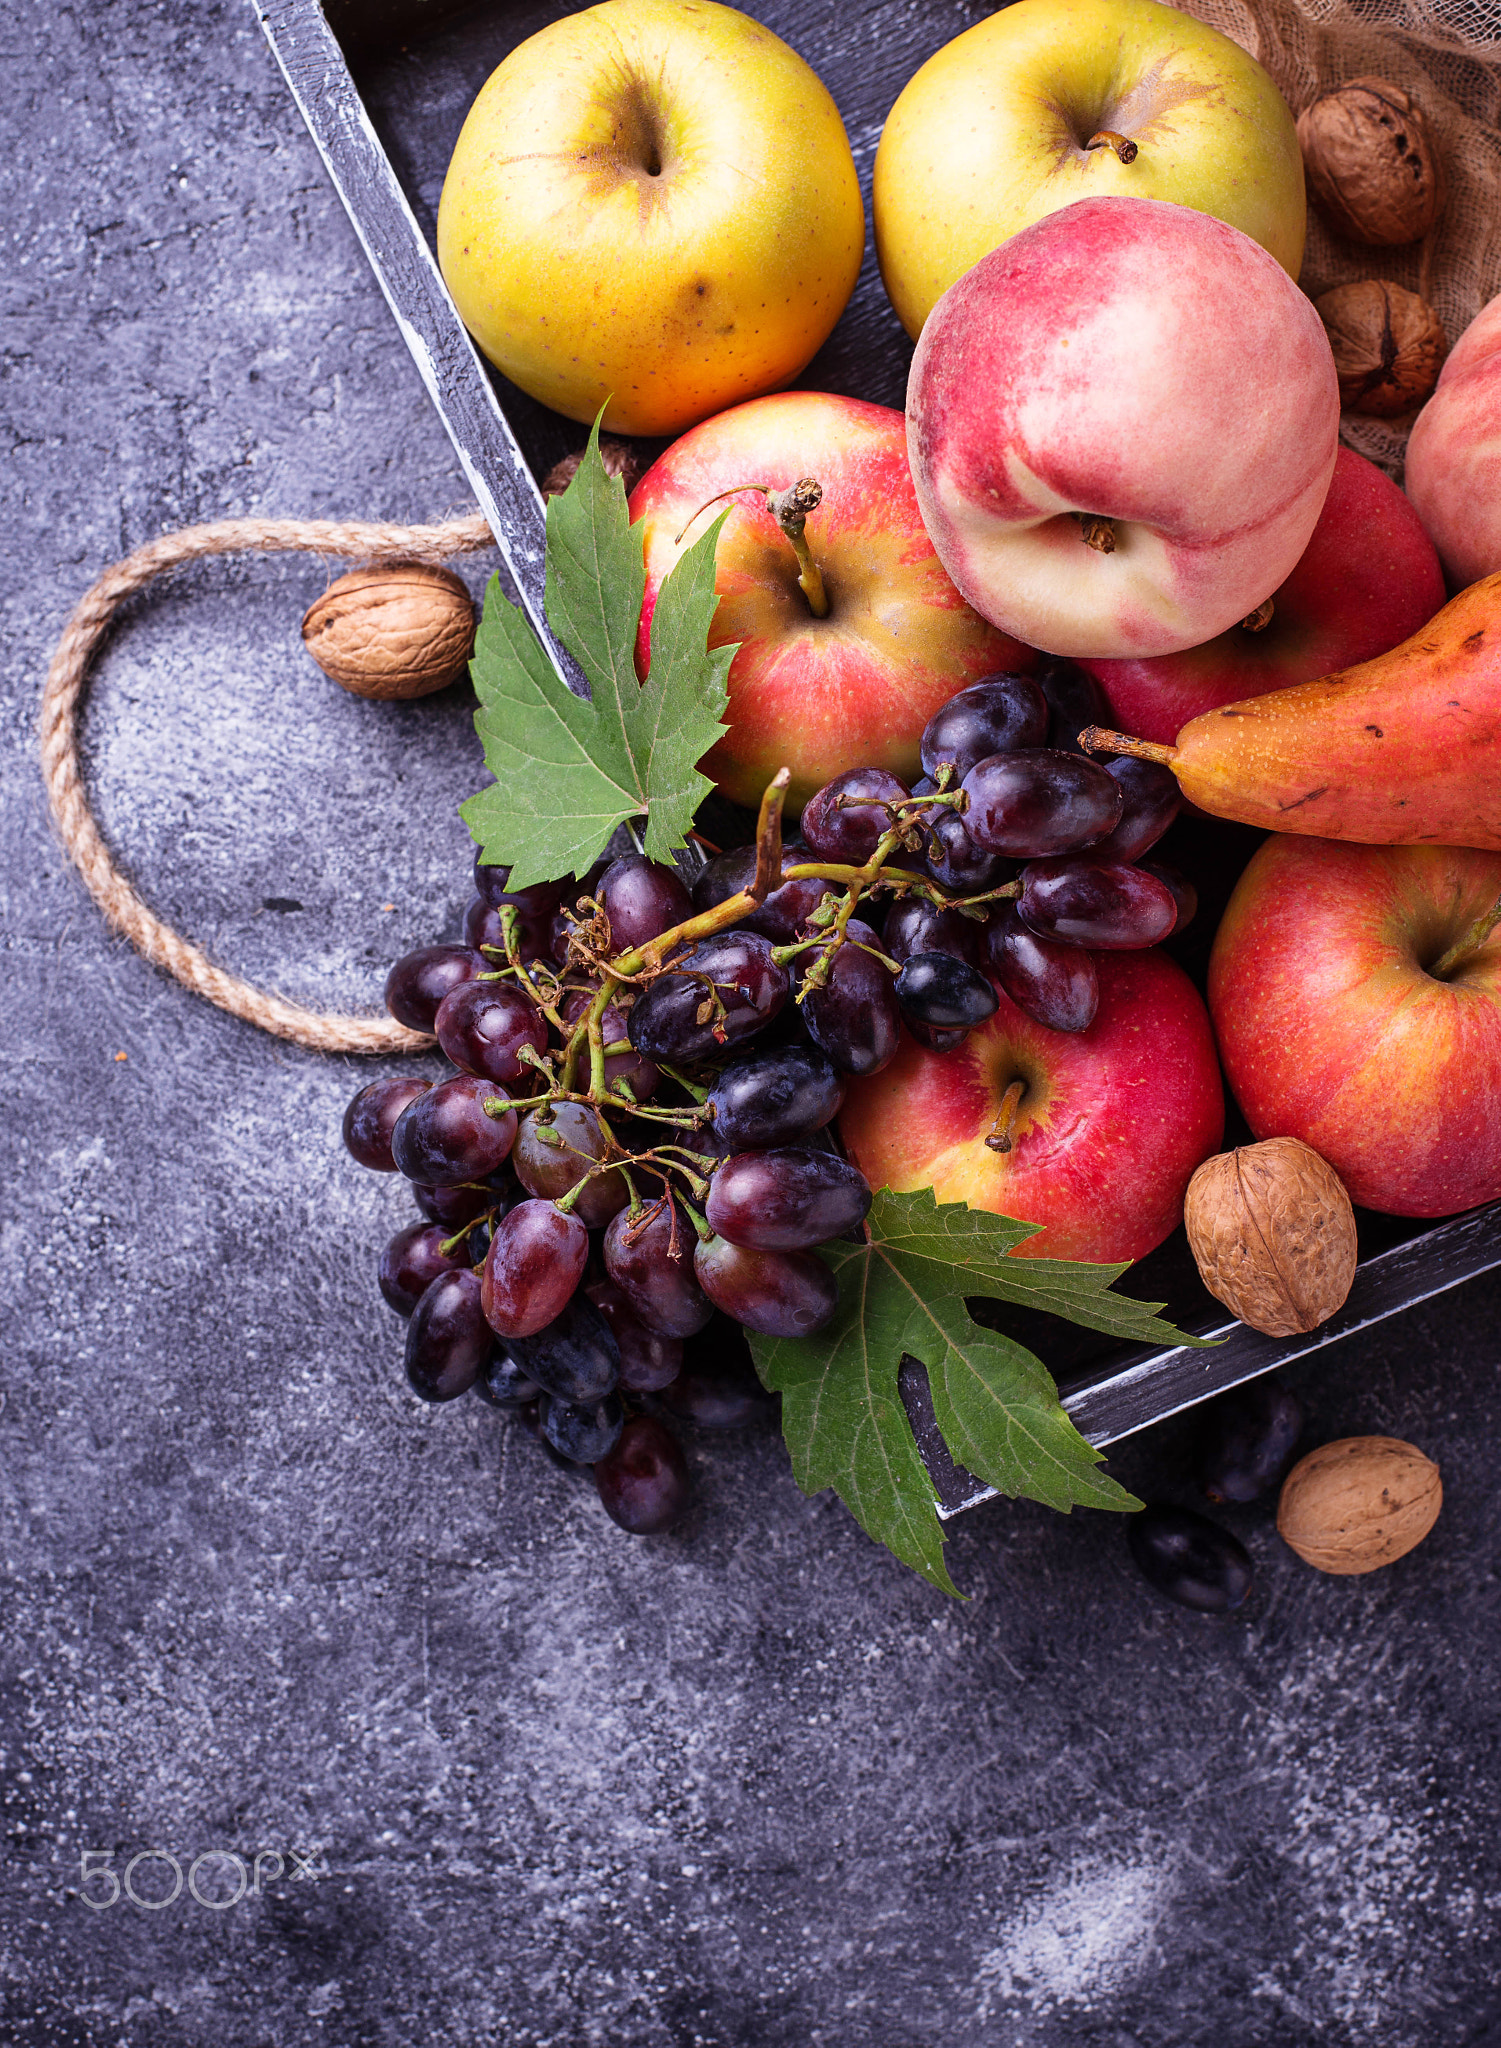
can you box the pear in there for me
[1082,573,1501,849]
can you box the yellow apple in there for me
[436,0,865,437]
[874,0,1305,338]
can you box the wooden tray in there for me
[252,0,1501,1516]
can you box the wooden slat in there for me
[251,0,586,693]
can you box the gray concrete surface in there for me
[3,5,1501,2044]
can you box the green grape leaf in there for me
[460,421,734,889]
[748,1186,1212,1596]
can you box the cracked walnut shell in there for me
[1184,1137,1357,1337]
[1277,1437,1441,1575]
[1315,280,1446,417]
[301,563,476,701]
[1297,78,1445,246]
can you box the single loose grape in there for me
[1127,1505,1253,1613]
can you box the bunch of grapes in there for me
[341,658,1195,1535]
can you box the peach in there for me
[906,197,1340,659]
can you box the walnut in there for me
[301,563,475,701]
[1315,280,1447,417]
[1183,1137,1357,1337]
[542,436,646,499]
[1297,78,1445,246]
[1277,1437,1442,1575]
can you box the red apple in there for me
[1210,836,1501,1217]
[629,390,1029,812]
[1080,448,1446,747]
[905,197,1339,660]
[838,949,1223,1262]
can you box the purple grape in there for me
[412,1177,500,1227]
[961,749,1123,858]
[597,853,693,952]
[595,1416,692,1533]
[1088,757,1182,863]
[584,1279,684,1392]
[342,1076,431,1171]
[1139,860,1198,936]
[705,1147,871,1251]
[883,895,984,968]
[503,1292,620,1403]
[384,944,486,1032]
[705,1044,845,1152]
[894,952,998,1030]
[471,858,566,920]
[1127,1505,1253,1614]
[920,799,1011,893]
[693,1235,840,1338]
[1018,857,1178,949]
[541,1391,625,1464]
[481,1199,588,1339]
[433,979,548,1085]
[657,1318,778,1427]
[800,767,909,865]
[474,1350,542,1408]
[603,1197,714,1338]
[380,1221,472,1316]
[627,931,789,1062]
[404,1269,490,1403]
[919,672,1048,782]
[800,918,900,1077]
[905,1018,969,1054]
[462,894,551,963]
[390,1077,517,1186]
[512,1103,629,1229]
[1037,658,1112,755]
[692,838,833,944]
[986,903,1099,1033]
[1199,1378,1303,1503]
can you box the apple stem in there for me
[765,480,830,617]
[673,478,830,618]
[1085,129,1139,165]
[1429,890,1501,980]
[985,1079,1027,1154]
[1239,599,1276,632]
[1075,513,1117,555]
[1078,726,1180,767]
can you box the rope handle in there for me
[39,510,498,1055]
